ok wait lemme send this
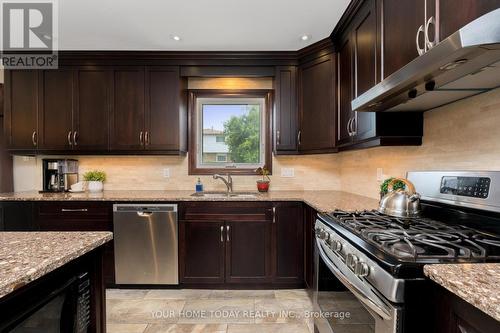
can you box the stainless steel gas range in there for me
[313,171,500,333]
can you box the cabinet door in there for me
[38,70,74,150]
[180,220,225,284]
[337,36,354,146]
[299,53,336,152]
[438,0,499,41]
[274,66,298,153]
[353,0,377,142]
[110,68,145,151]
[274,203,304,284]
[74,69,111,151]
[4,70,38,150]
[145,67,182,151]
[225,220,272,284]
[381,0,425,78]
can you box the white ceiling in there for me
[58,0,350,51]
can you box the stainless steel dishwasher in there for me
[113,204,178,284]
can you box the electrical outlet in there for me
[377,168,383,182]
[162,168,170,178]
[281,168,295,178]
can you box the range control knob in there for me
[346,253,359,271]
[354,262,370,277]
[331,240,343,252]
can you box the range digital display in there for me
[440,176,490,198]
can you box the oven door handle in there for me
[316,238,393,320]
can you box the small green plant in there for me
[83,170,106,182]
[255,167,271,182]
[380,177,405,195]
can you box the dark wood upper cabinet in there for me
[38,70,74,151]
[274,66,298,153]
[74,69,112,151]
[437,0,499,42]
[274,202,304,284]
[225,220,272,284]
[298,53,336,152]
[380,0,425,78]
[179,220,226,284]
[110,68,145,151]
[4,70,38,151]
[337,33,354,146]
[145,66,187,152]
[352,0,377,142]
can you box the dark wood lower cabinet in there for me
[274,202,304,284]
[430,282,500,333]
[179,220,225,284]
[179,201,304,288]
[33,201,116,287]
[225,220,272,284]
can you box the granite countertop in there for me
[0,231,113,299]
[0,190,379,213]
[424,263,500,321]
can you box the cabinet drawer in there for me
[36,201,112,219]
[180,202,273,221]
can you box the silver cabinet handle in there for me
[145,131,150,146]
[347,118,353,137]
[61,208,88,212]
[297,130,302,146]
[416,24,426,55]
[272,207,276,224]
[220,225,224,242]
[31,131,37,147]
[73,131,78,146]
[67,131,73,146]
[352,115,357,136]
[139,131,144,146]
[425,16,437,50]
[226,225,230,242]
[276,130,281,145]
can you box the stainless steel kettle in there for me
[379,178,421,218]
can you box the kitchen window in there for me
[188,90,272,175]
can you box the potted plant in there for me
[83,170,106,193]
[380,177,406,199]
[255,167,271,192]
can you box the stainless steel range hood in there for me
[352,9,500,113]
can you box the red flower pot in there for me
[256,180,270,192]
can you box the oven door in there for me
[313,237,402,333]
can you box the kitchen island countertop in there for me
[0,190,379,213]
[424,263,500,322]
[0,231,113,299]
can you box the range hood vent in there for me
[352,9,500,113]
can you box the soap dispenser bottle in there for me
[195,178,204,193]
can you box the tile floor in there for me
[106,289,315,333]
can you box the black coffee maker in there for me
[42,159,79,192]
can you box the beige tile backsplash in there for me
[12,88,500,199]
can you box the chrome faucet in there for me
[213,174,233,194]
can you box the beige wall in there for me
[13,154,340,192]
[338,88,500,199]
[11,86,500,197]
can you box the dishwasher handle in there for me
[137,211,153,217]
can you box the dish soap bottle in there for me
[195,178,204,193]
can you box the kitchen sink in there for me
[190,191,259,198]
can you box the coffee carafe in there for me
[42,159,79,192]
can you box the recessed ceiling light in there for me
[300,34,311,41]
[172,35,181,41]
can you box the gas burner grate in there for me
[327,210,500,261]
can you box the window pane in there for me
[201,103,262,165]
